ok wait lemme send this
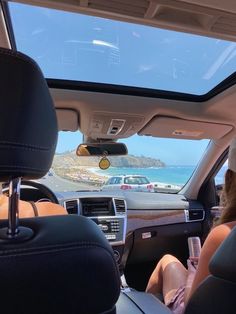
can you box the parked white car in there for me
[102,175,154,192]
[152,182,182,193]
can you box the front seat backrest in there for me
[0,215,121,314]
[184,227,236,314]
[0,48,120,314]
[0,48,57,180]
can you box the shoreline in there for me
[53,165,189,189]
[87,167,183,190]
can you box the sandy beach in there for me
[77,166,109,184]
[53,165,108,185]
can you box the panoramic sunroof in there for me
[8,2,236,95]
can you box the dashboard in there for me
[58,191,205,269]
[19,186,206,270]
[20,187,205,240]
[57,191,205,230]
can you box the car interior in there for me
[1,0,236,313]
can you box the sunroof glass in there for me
[8,2,236,95]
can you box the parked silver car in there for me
[102,175,154,192]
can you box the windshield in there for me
[41,131,209,194]
[9,2,236,95]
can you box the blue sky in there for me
[8,3,234,165]
[9,2,236,95]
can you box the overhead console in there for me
[81,112,145,140]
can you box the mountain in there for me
[53,151,165,169]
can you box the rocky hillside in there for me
[53,151,165,169]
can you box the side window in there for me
[108,177,122,185]
[109,178,116,184]
[214,159,228,204]
[215,160,227,186]
[115,177,122,184]
[113,177,122,184]
[106,178,111,185]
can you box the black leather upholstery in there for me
[0,48,57,180]
[210,226,236,282]
[0,215,121,314]
[184,276,236,314]
[184,227,236,314]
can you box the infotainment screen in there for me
[80,198,115,217]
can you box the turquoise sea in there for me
[96,165,227,186]
[96,166,195,186]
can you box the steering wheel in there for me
[3,180,59,204]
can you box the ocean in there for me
[95,165,227,186]
[96,166,194,186]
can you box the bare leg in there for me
[146,254,188,304]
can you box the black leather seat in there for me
[0,215,121,314]
[185,227,236,314]
[0,48,120,314]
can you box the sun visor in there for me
[139,116,233,140]
[56,109,79,131]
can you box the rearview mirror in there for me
[76,142,128,156]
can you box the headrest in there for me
[0,48,57,181]
[0,215,120,314]
[209,227,236,282]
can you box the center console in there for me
[64,196,173,313]
[80,197,127,267]
[117,291,172,314]
[64,197,127,267]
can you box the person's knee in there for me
[161,254,180,269]
[162,254,177,263]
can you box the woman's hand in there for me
[186,258,198,286]
[184,258,198,303]
[189,256,199,268]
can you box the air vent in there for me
[114,199,126,215]
[185,210,204,222]
[64,199,78,215]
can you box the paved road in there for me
[37,173,96,192]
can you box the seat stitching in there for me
[0,242,121,287]
[0,241,109,255]
[0,245,109,258]
[0,141,52,151]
